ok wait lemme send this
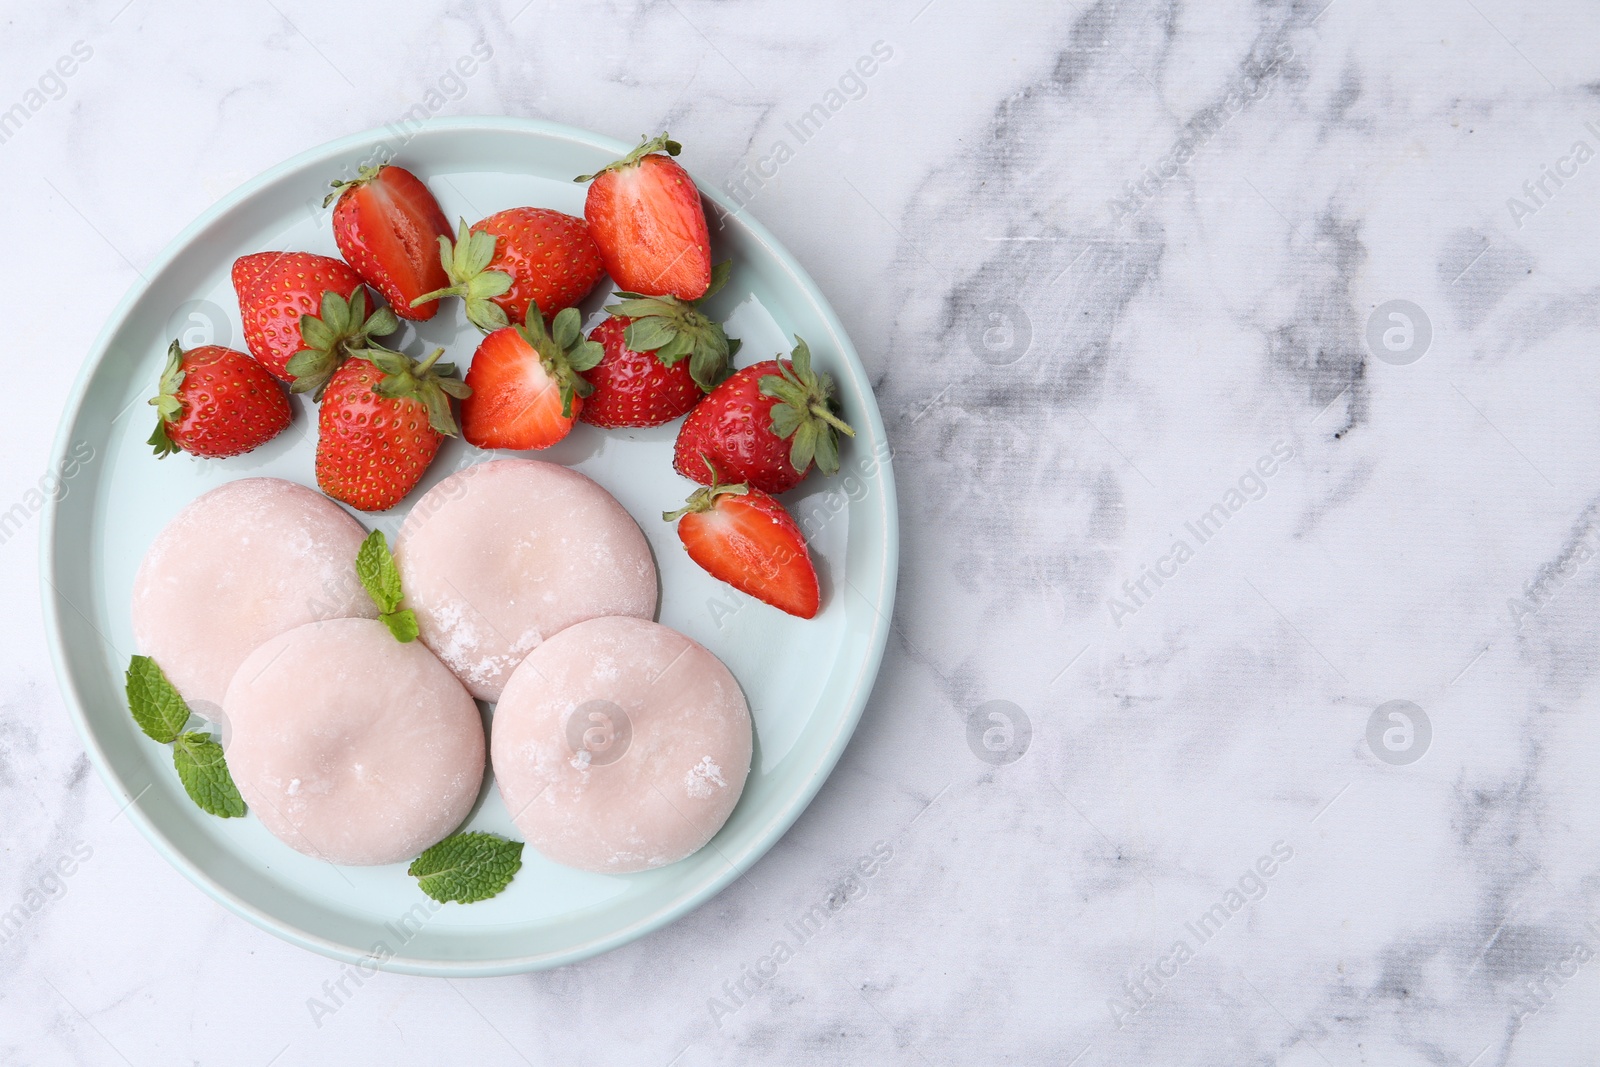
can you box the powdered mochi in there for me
[492,616,751,873]
[223,618,485,866]
[395,459,657,702]
[132,477,374,713]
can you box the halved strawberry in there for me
[666,471,820,619]
[326,164,452,320]
[316,348,470,512]
[673,336,853,494]
[414,209,604,331]
[461,305,604,450]
[148,341,291,459]
[231,251,368,384]
[581,261,740,428]
[576,133,712,300]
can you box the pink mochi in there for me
[222,617,485,867]
[394,459,657,702]
[492,616,751,873]
[131,478,374,714]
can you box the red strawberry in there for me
[461,305,604,450]
[282,287,399,400]
[673,337,853,494]
[325,164,451,321]
[232,251,371,386]
[666,473,820,619]
[414,209,604,331]
[316,347,470,512]
[148,341,291,459]
[576,133,711,300]
[580,318,703,428]
[580,261,740,428]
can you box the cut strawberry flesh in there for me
[678,497,819,619]
[588,156,711,300]
[461,329,575,450]
[360,176,450,308]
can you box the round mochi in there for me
[222,617,485,867]
[395,459,657,702]
[492,616,751,873]
[132,477,375,714]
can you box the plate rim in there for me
[39,115,898,976]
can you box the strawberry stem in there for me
[573,132,683,183]
[810,404,855,437]
[411,284,461,305]
[323,161,388,208]
[415,347,447,375]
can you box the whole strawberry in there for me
[580,318,704,429]
[575,133,711,300]
[581,261,740,428]
[283,287,399,400]
[148,341,291,459]
[673,336,853,494]
[232,251,374,387]
[316,348,470,512]
[325,163,452,321]
[415,209,604,331]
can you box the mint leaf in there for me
[356,530,402,612]
[408,832,523,904]
[356,530,416,641]
[125,655,191,744]
[172,732,246,818]
[382,607,420,643]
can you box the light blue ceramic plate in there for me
[40,117,896,976]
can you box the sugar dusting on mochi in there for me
[222,617,485,867]
[395,459,658,702]
[491,615,750,873]
[131,478,375,711]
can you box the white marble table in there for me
[6,0,1600,1063]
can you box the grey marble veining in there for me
[5,0,1600,1063]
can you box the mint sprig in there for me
[172,732,246,818]
[408,832,524,904]
[124,655,245,819]
[124,655,191,743]
[356,529,419,642]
